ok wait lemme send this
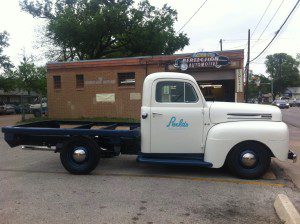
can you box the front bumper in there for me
[288,150,297,163]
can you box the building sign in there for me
[130,93,141,100]
[96,93,115,102]
[174,52,230,71]
[236,69,243,92]
[86,77,116,85]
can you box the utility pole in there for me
[245,29,250,102]
[279,55,283,94]
[219,39,223,51]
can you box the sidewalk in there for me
[274,124,300,189]
[0,114,34,127]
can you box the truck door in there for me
[150,79,205,154]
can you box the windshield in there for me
[275,100,287,103]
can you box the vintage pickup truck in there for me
[1,72,297,179]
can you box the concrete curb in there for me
[274,194,300,224]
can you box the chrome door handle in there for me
[152,112,163,116]
[141,112,148,119]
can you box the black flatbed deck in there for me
[2,120,140,151]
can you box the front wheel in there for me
[60,137,100,174]
[227,142,271,179]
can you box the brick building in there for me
[47,49,244,119]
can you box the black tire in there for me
[60,137,100,174]
[227,142,271,179]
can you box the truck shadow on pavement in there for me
[0,152,288,187]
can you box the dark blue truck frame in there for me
[2,120,141,154]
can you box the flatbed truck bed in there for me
[2,120,141,155]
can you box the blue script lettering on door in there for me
[166,116,189,128]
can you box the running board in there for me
[136,156,213,168]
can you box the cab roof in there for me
[144,72,196,84]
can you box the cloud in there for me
[0,0,299,75]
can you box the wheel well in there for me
[62,136,100,150]
[225,140,274,162]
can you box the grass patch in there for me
[17,116,139,125]
[16,116,49,125]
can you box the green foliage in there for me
[297,53,300,62]
[0,31,15,92]
[0,31,13,71]
[265,53,300,94]
[0,73,18,92]
[12,57,47,96]
[20,0,189,61]
[0,53,46,95]
[0,31,46,96]
[247,74,271,99]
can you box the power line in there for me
[251,0,273,38]
[223,38,266,42]
[224,43,247,50]
[252,0,285,49]
[250,0,300,62]
[176,0,208,33]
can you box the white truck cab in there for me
[139,72,294,178]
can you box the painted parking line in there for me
[93,172,285,187]
[0,169,285,187]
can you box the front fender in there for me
[204,121,289,168]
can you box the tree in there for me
[13,56,47,96]
[0,31,13,71]
[0,31,15,92]
[20,0,189,61]
[265,53,300,94]
[0,74,18,92]
[247,74,271,100]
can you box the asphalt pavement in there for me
[274,107,300,192]
[282,107,300,128]
[0,114,300,224]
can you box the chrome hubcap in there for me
[72,147,87,163]
[241,152,257,168]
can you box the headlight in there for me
[286,103,289,106]
[276,103,280,106]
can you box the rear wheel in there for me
[60,137,100,174]
[227,142,271,179]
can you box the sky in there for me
[0,0,299,76]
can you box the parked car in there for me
[15,104,31,114]
[29,102,47,117]
[287,98,297,107]
[0,103,16,114]
[30,98,47,117]
[272,100,290,109]
[293,99,300,107]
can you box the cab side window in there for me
[156,81,198,103]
